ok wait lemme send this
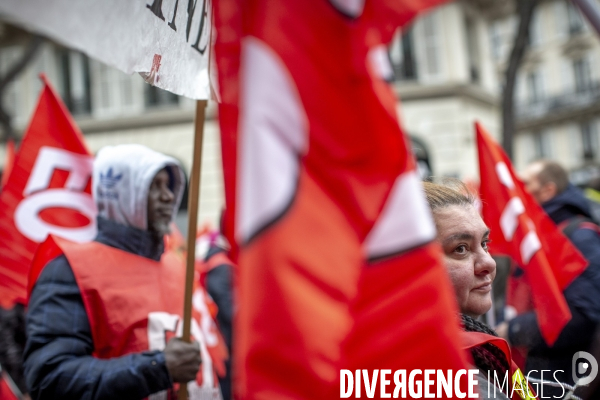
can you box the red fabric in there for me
[29,236,228,391]
[165,222,186,259]
[0,372,19,400]
[462,331,537,400]
[505,261,532,370]
[476,122,588,345]
[1,139,15,189]
[215,1,471,399]
[200,252,234,275]
[0,75,94,308]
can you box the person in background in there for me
[0,303,27,396]
[200,228,234,400]
[583,176,600,223]
[497,160,600,395]
[24,144,204,400]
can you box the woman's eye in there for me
[455,245,467,254]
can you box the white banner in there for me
[0,0,211,100]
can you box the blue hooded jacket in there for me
[543,184,600,323]
[508,184,600,388]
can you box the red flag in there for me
[0,370,20,400]
[215,1,470,398]
[0,75,95,308]
[476,121,587,345]
[1,139,15,189]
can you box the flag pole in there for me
[178,99,207,400]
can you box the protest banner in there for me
[0,0,212,99]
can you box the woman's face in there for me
[433,204,496,318]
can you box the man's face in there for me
[147,169,175,236]
[522,172,544,204]
[521,162,555,204]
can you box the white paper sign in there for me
[0,0,211,99]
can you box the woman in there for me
[423,181,535,400]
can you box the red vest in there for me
[463,331,537,400]
[30,236,227,399]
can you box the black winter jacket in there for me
[23,217,173,400]
[508,185,600,389]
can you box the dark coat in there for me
[23,217,173,400]
[204,244,233,400]
[544,184,600,322]
[0,303,26,393]
[508,184,600,390]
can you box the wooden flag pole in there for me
[178,99,208,400]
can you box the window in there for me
[533,130,552,159]
[0,47,21,122]
[91,60,142,117]
[58,50,92,115]
[528,9,542,47]
[97,63,112,111]
[526,70,544,103]
[489,23,501,61]
[421,13,441,77]
[465,18,480,83]
[567,2,585,35]
[573,57,592,93]
[145,85,179,108]
[389,27,418,81]
[581,121,599,160]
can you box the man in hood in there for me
[24,144,202,399]
[500,160,600,392]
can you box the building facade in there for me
[390,0,600,183]
[2,0,600,229]
[0,38,223,230]
[505,0,600,184]
[389,0,502,181]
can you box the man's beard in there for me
[149,220,171,238]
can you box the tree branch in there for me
[0,34,44,141]
[502,0,538,160]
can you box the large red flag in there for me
[476,122,587,345]
[215,1,470,398]
[0,75,96,308]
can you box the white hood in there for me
[92,144,185,231]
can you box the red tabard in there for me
[58,237,186,356]
[30,235,224,398]
[463,331,538,400]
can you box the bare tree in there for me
[0,32,44,142]
[502,0,538,160]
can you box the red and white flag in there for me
[476,122,587,345]
[215,1,469,398]
[0,75,96,308]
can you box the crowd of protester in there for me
[1,144,600,399]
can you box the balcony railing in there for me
[515,82,600,122]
